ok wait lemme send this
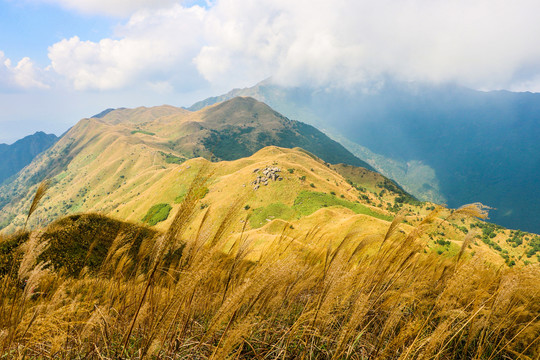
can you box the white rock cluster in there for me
[251,166,283,190]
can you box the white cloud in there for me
[48,5,207,90]
[42,0,540,93]
[0,51,49,91]
[194,0,540,91]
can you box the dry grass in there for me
[0,181,538,359]
[24,179,50,229]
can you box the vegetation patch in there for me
[142,203,172,226]
[131,129,155,136]
[526,235,540,258]
[0,214,157,277]
[0,232,28,276]
[41,214,156,276]
[293,191,392,221]
[160,151,184,164]
[430,239,460,257]
[174,186,208,204]
[249,202,296,228]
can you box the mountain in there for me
[1,100,538,360]
[3,140,537,267]
[1,96,538,360]
[2,148,538,359]
[1,96,536,267]
[0,97,372,231]
[189,81,540,233]
[0,131,58,184]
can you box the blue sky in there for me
[1,0,540,144]
[0,1,116,65]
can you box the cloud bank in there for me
[18,0,540,92]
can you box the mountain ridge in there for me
[1,97,537,268]
[0,131,58,185]
[0,97,374,231]
[188,81,540,233]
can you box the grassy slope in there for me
[192,83,540,234]
[0,178,538,358]
[0,99,537,266]
[0,97,371,230]
[2,140,538,267]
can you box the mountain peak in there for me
[204,96,270,113]
[91,108,120,119]
[0,131,58,184]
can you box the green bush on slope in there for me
[293,191,392,221]
[142,203,172,226]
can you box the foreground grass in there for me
[0,177,538,359]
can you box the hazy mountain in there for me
[189,81,540,233]
[0,97,373,230]
[0,131,58,184]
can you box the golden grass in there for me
[0,181,538,359]
[24,180,50,229]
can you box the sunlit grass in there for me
[0,179,538,359]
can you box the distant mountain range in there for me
[189,80,540,233]
[0,131,58,184]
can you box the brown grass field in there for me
[0,173,539,359]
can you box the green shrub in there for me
[436,239,450,246]
[142,203,172,226]
[160,151,184,164]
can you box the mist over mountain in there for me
[189,81,540,233]
[0,132,58,184]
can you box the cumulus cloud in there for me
[0,51,49,91]
[48,5,207,90]
[43,0,540,92]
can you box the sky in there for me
[1,0,540,143]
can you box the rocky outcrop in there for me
[250,166,283,190]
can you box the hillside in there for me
[2,184,538,359]
[0,97,537,269]
[0,98,371,231]
[189,80,540,233]
[1,143,538,358]
[1,148,538,358]
[0,131,58,184]
[2,142,538,268]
